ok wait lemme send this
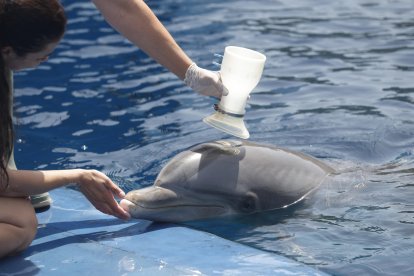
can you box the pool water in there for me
[13,0,413,275]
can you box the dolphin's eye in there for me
[238,195,257,213]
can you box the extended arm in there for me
[92,0,191,79]
[91,0,225,97]
[2,169,130,219]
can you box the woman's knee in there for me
[16,198,38,250]
[0,197,38,255]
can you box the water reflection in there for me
[12,0,414,275]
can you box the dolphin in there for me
[120,140,335,222]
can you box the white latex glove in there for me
[184,63,228,98]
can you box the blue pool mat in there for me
[0,188,328,275]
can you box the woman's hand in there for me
[77,170,130,220]
[184,63,228,98]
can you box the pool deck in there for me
[0,188,327,275]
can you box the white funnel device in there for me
[204,46,266,139]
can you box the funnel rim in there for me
[203,113,250,139]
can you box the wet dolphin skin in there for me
[120,140,334,222]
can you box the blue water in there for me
[13,0,413,275]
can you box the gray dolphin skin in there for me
[120,140,335,222]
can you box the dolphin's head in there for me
[120,185,242,222]
[120,185,265,222]
[120,140,334,222]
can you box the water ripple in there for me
[11,0,414,275]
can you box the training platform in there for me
[0,187,327,275]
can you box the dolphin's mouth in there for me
[120,188,230,222]
[124,199,225,210]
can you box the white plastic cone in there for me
[204,46,266,139]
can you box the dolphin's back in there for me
[156,140,334,211]
[242,142,333,209]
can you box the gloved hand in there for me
[184,63,228,98]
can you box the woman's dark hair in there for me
[0,0,66,189]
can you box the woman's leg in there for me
[0,197,38,259]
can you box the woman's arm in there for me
[2,169,130,219]
[91,0,224,98]
[92,0,192,80]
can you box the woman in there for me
[0,0,130,259]
[1,0,225,258]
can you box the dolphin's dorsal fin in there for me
[191,140,242,156]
